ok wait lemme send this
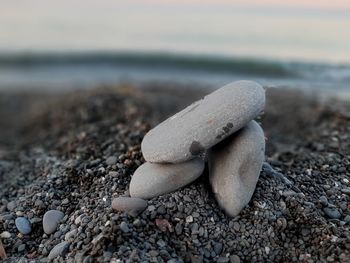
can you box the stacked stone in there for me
[116,80,266,217]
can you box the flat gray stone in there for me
[43,210,64,234]
[230,255,241,263]
[341,188,350,195]
[15,217,32,235]
[65,229,78,241]
[209,121,265,217]
[142,80,265,163]
[17,244,26,253]
[112,197,148,217]
[129,158,205,199]
[0,231,11,239]
[323,207,341,219]
[7,201,16,211]
[106,156,117,166]
[48,241,70,260]
[119,222,130,233]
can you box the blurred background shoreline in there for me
[1,0,349,96]
[0,51,349,98]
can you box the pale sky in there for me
[3,0,350,12]
[1,0,350,63]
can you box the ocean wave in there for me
[0,52,300,78]
[0,52,349,83]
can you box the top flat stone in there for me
[141,80,265,163]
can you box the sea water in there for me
[0,1,349,94]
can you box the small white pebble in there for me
[0,231,11,238]
[331,235,338,242]
[16,211,24,216]
[267,227,273,235]
[280,201,287,210]
[186,215,193,223]
[147,205,156,212]
[299,254,311,261]
[254,201,266,209]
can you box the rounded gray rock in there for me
[112,197,148,217]
[323,207,341,219]
[106,156,117,166]
[129,158,205,199]
[141,80,265,163]
[208,121,265,217]
[119,221,130,233]
[48,241,70,260]
[43,210,64,234]
[15,217,32,235]
[7,201,17,211]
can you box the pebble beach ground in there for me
[0,84,349,262]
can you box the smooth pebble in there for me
[65,229,78,241]
[323,207,341,219]
[48,241,70,260]
[230,254,241,263]
[112,197,148,217]
[15,217,32,235]
[129,158,204,199]
[319,196,328,206]
[0,231,11,238]
[106,156,117,166]
[209,121,265,217]
[17,244,26,253]
[7,201,16,211]
[43,210,64,234]
[142,80,265,163]
[120,222,130,233]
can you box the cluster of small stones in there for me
[0,85,349,262]
[119,81,266,218]
[2,157,71,260]
[0,91,153,262]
